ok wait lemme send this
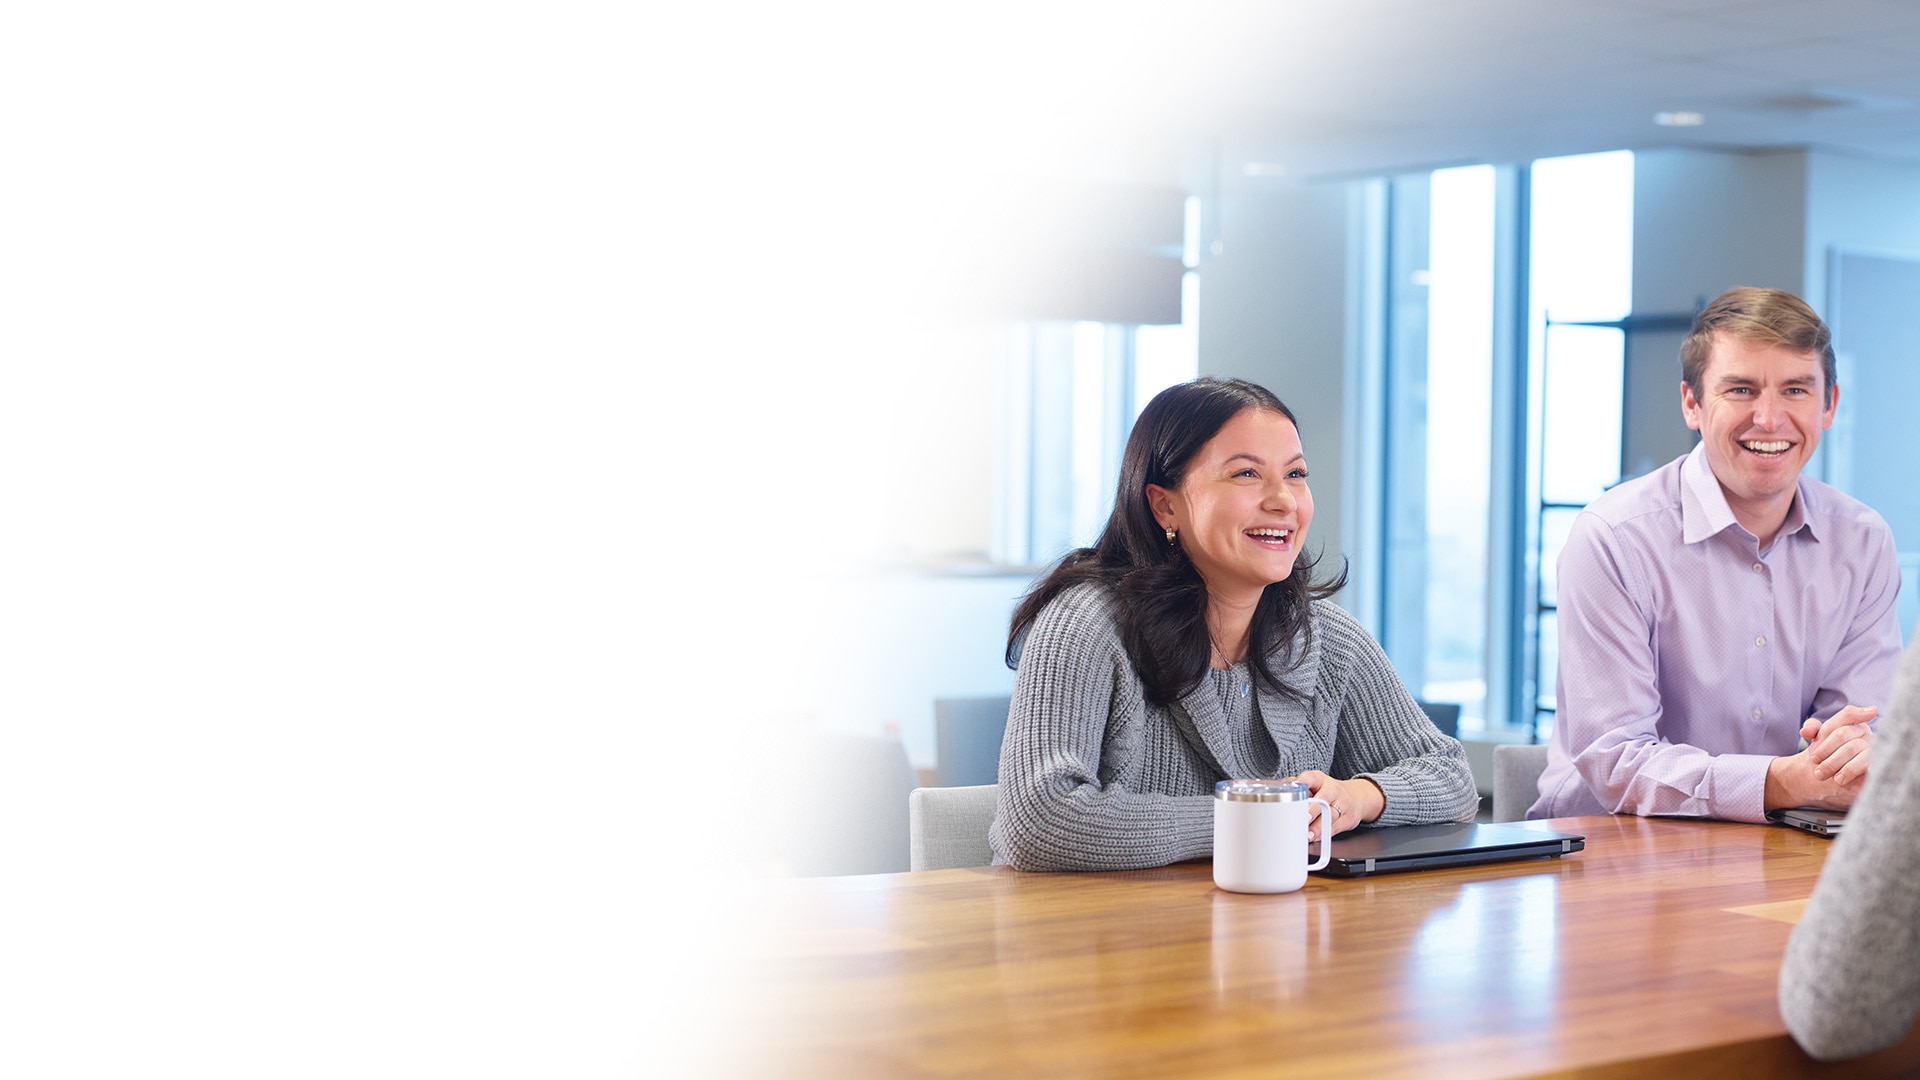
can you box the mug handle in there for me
[1308,798,1334,871]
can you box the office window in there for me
[987,190,1199,568]
[993,297,1197,567]
[1526,150,1633,737]
[1381,165,1497,726]
[1380,151,1631,736]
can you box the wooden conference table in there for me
[715,815,1920,1078]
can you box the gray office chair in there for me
[773,731,919,875]
[1492,743,1551,822]
[932,695,1011,787]
[1417,700,1461,738]
[908,784,999,870]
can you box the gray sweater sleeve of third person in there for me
[1779,631,1920,1060]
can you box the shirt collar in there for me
[1678,441,1818,547]
[1679,442,1737,545]
[1783,477,1817,542]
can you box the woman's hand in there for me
[1290,770,1385,842]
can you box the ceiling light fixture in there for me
[1654,110,1705,127]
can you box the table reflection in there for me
[1209,889,1329,1003]
[1406,874,1560,1031]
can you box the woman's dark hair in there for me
[1006,376,1348,706]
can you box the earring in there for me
[1165,526,1178,545]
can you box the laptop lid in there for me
[1768,807,1845,837]
[1310,821,1585,878]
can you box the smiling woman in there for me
[989,377,1480,872]
[1144,407,1313,611]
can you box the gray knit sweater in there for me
[988,583,1480,872]
[1779,630,1920,1060]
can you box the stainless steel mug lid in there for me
[1214,778,1313,802]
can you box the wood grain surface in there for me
[685,815,1920,1078]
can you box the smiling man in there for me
[1530,287,1905,822]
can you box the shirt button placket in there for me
[1748,546,1775,736]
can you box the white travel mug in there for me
[1212,779,1333,894]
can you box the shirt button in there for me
[1752,562,1764,573]
[1752,708,1764,719]
[1756,635,1767,647]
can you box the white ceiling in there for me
[893,0,1920,190]
[1227,0,1920,181]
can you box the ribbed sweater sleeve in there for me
[1779,633,1920,1060]
[1317,604,1482,827]
[989,587,1215,872]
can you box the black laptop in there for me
[1768,807,1845,837]
[1309,821,1586,878]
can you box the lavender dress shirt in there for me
[1529,443,1904,823]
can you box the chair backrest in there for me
[933,695,1011,787]
[908,784,999,870]
[1492,743,1550,822]
[1417,700,1461,738]
[774,731,919,876]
